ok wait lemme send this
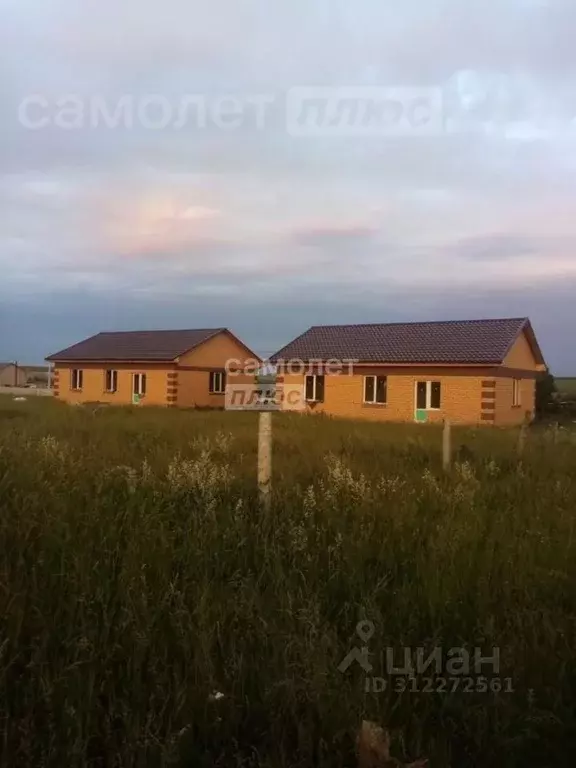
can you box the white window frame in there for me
[512,378,521,407]
[415,380,441,411]
[363,375,387,405]
[305,374,325,402]
[209,371,226,394]
[71,369,83,391]
[133,373,147,397]
[105,369,118,393]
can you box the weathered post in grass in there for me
[258,411,272,510]
[256,363,278,510]
[442,419,452,471]
[517,422,528,456]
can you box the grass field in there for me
[1,395,576,767]
[556,377,576,396]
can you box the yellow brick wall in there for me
[503,331,538,370]
[495,330,538,425]
[53,363,172,406]
[282,372,486,424]
[176,331,258,408]
[178,331,255,369]
[494,377,535,425]
[175,370,212,408]
[176,371,255,408]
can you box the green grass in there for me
[556,377,576,396]
[1,396,576,766]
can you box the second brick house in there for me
[271,317,546,425]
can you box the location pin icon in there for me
[356,620,375,643]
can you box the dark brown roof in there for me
[271,318,543,365]
[46,328,226,362]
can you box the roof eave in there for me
[522,320,547,368]
[45,357,178,364]
[353,360,501,367]
[174,328,226,360]
[499,318,546,368]
[175,328,263,363]
[275,359,502,368]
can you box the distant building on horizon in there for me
[0,362,27,388]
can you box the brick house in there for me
[46,328,258,407]
[0,362,27,387]
[271,318,546,425]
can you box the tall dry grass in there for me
[1,397,576,766]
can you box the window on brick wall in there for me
[133,373,147,396]
[363,375,387,404]
[71,369,83,391]
[512,378,521,407]
[416,380,441,410]
[416,381,427,410]
[305,375,325,402]
[105,369,118,393]
[430,381,441,409]
[209,371,226,394]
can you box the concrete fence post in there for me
[442,419,452,471]
[258,411,272,509]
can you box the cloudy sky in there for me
[1,0,575,372]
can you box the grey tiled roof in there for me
[271,318,534,365]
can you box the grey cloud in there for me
[2,0,576,371]
[445,233,576,261]
[446,234,541,261]
[289,225,378,248]
[2,277,574,374]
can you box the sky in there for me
[1,0,575,373]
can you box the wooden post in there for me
[517,423,528,456]
[258,411,272,509]
[442,419,452,471]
